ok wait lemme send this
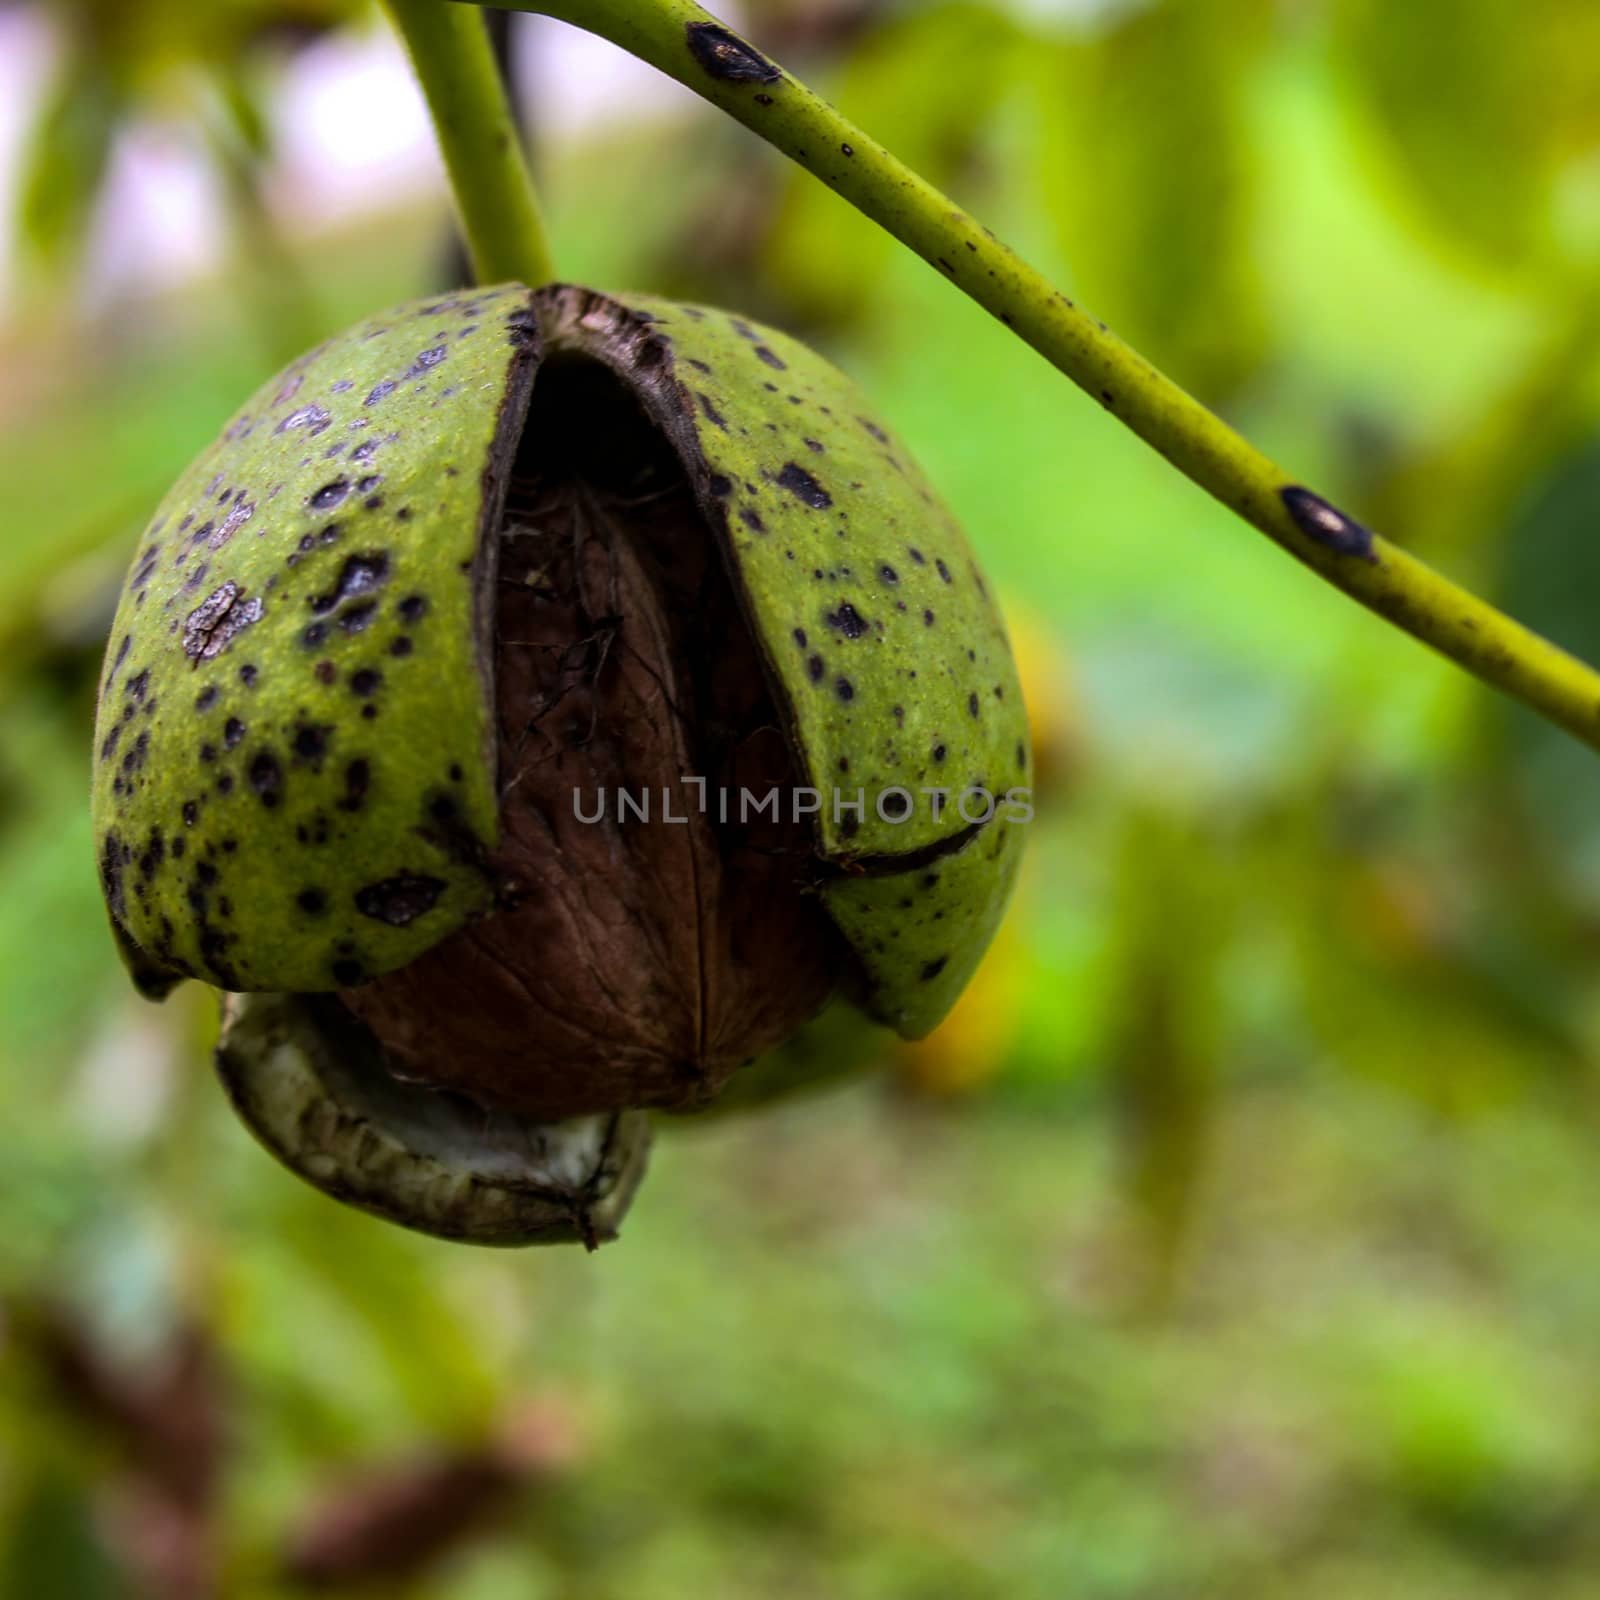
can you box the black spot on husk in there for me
[354,874,447,927]
[776,462,831,509]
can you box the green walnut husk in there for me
[92,282,1029,1247]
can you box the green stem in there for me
[461,0,1600,754]
[383,0,555,285]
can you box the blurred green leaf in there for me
[1332,0,1600,279]
[0,1468,119,1600]
[16,45,122,279]
[761,3,1024,324]
[1100,805,1227,1309]
[1032,0,1271,397]
[1493,441,1600,906]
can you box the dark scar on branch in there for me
[1280,486,1376,563]
[685,22,781,84]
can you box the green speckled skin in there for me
[822,810,1022,1034]
[92,286,540,997]
[542,286,1029,1035]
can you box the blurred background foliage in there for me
[6,0,1600,1593]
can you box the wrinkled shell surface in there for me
[339,370,838,1120]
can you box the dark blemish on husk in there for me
[292,723,331,764]
[398,594,428,623]
[842,143,854,156]
[805,438,824,453]
[879,564,898,585]
[248,751,284,808]
[793,627,808,648]
[755,346,787,371]
[310,552,390,615]
[807,654,826,683]
[390,636,413,658]
[239,664,258,687]
[967,692,980,718]
[100,832,128,919]
[835,677,856,702]
[418,793,487,868]
[364,380,398,407]
[859,417,889,444]
[739,507,766,533]
[303,622,328,648]
[296,889,327,915]
[184,582,264,662]
[708,473,734,498]
[338,759,371,812]
[355,874,447,927]
[932,743,946,763]
[686,22,781,83]
[1280,485,1377,562]
[338,602,377,634]
[223,717,245,749]
[276,405,332,437]
[777,462,831,509]
[210,497,255,547]
[404,345,447,380]
[920,956,949,982]
[936,558,953,583]
[825,603,870,639]
[118,730,150,778]
[310,479,351,512]
[350,668,382,697]
[923,608,935,626]
[698,392,729,429]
